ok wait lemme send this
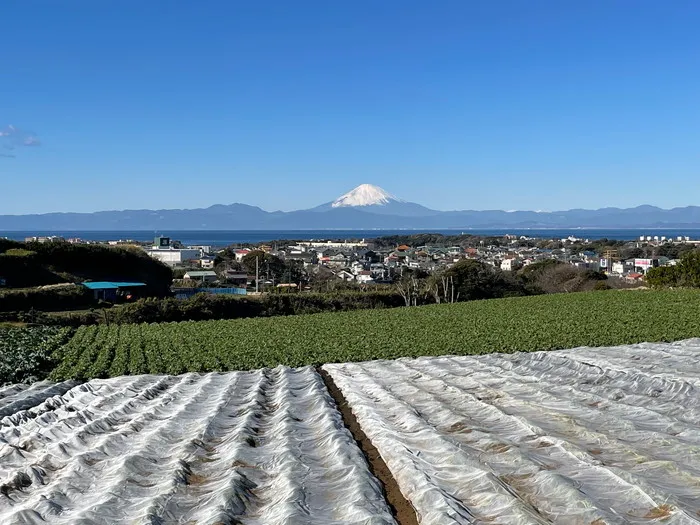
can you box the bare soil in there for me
[319,368,419,525]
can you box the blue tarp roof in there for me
[82,281,147,290]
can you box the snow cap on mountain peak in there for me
[331,184,403,208]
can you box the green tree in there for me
[675,251,700,287]
[646,266,679,288]
[443,260,524,301]
[241,251,287,283]
[280,260,306,285]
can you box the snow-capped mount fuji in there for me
[313,184,439,217]
[331,184,402,208]
[5,182,700,229]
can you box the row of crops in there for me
[0,326,72,385]
[46,289,700,380]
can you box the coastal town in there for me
[15,232,700,292]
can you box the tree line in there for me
[393,259,613,307]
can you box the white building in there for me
[612,261,625,275]
[145,248,201,266]
[500,258,520,271]
[356,271,375,284]
[144,236,203,267]
[199,257,215,269]
[634,258,658,274]
[233,249,251,262]
[350,261,365,275]
[369,263,387,279]
[189,245,212,255]
[336,270,355,282]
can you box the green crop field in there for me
[0,326,72,385]
[49,289,700,380]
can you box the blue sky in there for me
[2,1,700,214]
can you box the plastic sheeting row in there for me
[324,339,700,525]
[0,368,395,525]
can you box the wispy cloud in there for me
[0,125,41,157]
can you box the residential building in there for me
[224,271,249,287]
[611,261,625,275]
[369,263,387,279]
[285,252,318,268]
[384,255,400,267]
[634,258,659,274]
[500,258,521,271]
[356,271,375,284]
[327,253,349,266]
[183,270,218,283]
[233,249,251,262]
[336,270,354,282]
[198,256,216,269]
[350,261,366,275]
[24,236,65,243]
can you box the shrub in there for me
[1,248,37,257]
[0,326,72,384]
[104,291,405,324]
[0,240,172,293]
[646,251,700,288]
[0,285,95,312]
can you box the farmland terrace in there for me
[2,340,700,523]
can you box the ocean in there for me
[3,229,700,246]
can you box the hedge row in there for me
[0,285,95,313]
[103,291,406,324]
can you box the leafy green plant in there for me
[49,289,700,380]
[0,326,72,385]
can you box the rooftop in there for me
[184,271,218,277]
[82,281,146,290]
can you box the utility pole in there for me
[604,249,618,274]
[255,255,259,293]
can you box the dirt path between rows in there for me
[318,368,419,525]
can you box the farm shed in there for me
[82,281,146,301]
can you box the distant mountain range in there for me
[3,184,700,230]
